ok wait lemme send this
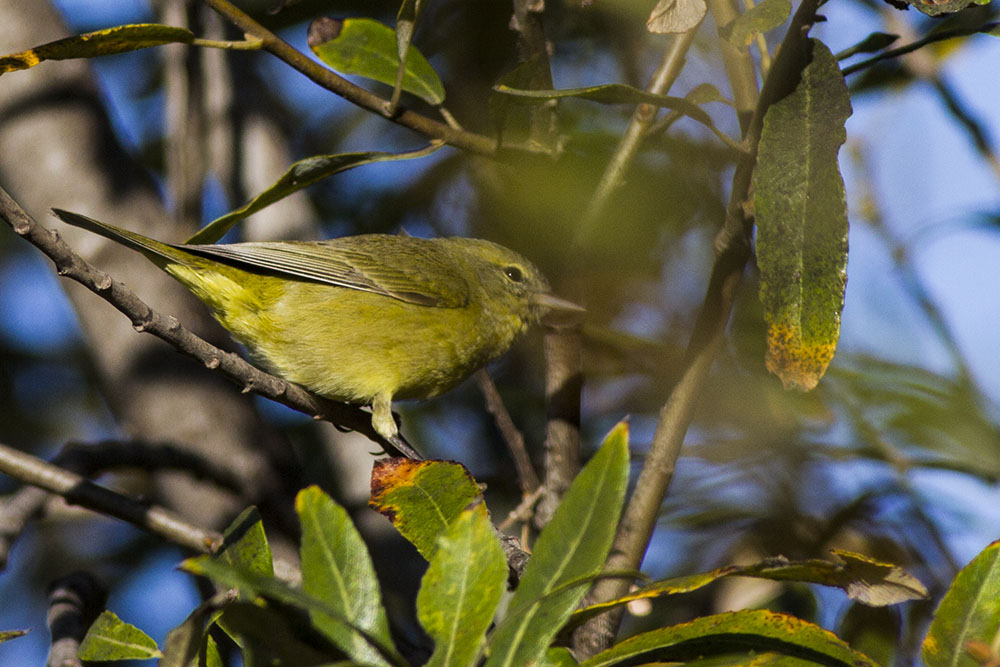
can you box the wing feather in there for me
[182,236,470,308]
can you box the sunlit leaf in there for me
[418,503,506,667]
[755,39,851,391]
[307,17,444,106]
[484,422,630,667]
[0,630,28,644]
[923,540,1000,667]
[297,485,394,667]
[181,555,403,665]
[78,610,163,661]
[723,0,791,47]
[217,505,273,577]
[581,610,880,666]
[0,24,194,75]
[369,458,481,561]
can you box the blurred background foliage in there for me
[1,0,999,664]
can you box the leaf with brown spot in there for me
[369,458,481,560]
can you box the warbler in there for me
[52,209,582,456]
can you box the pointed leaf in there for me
[78,610,163,661]
[923,540,1000,667]
[580,610,880,667]
[0,630,28,644]
[160,595,223,667]
[298,486,394,667]
[0,24,194,74]
[418,503,506,667]
[723,0,791,47]
[739,550,927,606]
[834,32,899,60]
[307,17,444,106]
[369,458,481,560]
[755,39,851,391]
[484,422,630,667]
[570,550,924,629]
[217,505,273,576]
[181,555,404,666]
[186,145,440,244]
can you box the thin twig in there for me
[476,370,540,494]
[840,22,999,77]
[0,441,221,553]
[0,440,244,570]
[199,0,499,156]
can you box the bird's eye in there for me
[504,266,524,282]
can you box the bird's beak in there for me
[531,292,586,326]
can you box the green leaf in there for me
[368,458,481,561]
[417,502,506,667]
[203,634,223,667]
[484,421,630,667]
[580,610,880,667]
[0,630,28,644]
[569,550,925,630]
[723,0,792,47]
[834,32,899,60]
[543,646,580,666]
[298,485,394,667]
[181,555,404,666]
[160,596,221,667]
[307,17,444,106]
[0,24,194,74]
[218,505,273,577]
[754,39,851,391]
[923,540,1000,667]
[186,144,440,244]
[78,610,163,661]
[738,550,927,606]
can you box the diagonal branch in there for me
[199,0,498,156]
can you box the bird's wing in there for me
[184,237,470,308]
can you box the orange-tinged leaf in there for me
[369,458,481,560]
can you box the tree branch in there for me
[199,0,499,156]
[0,440,221,554]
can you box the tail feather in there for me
[51,209,187,266]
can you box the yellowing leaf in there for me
[0,24,194,75]
[755,39,852,391]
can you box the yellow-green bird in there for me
[53,209,582,457]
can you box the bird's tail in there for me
[51,209,190,267]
